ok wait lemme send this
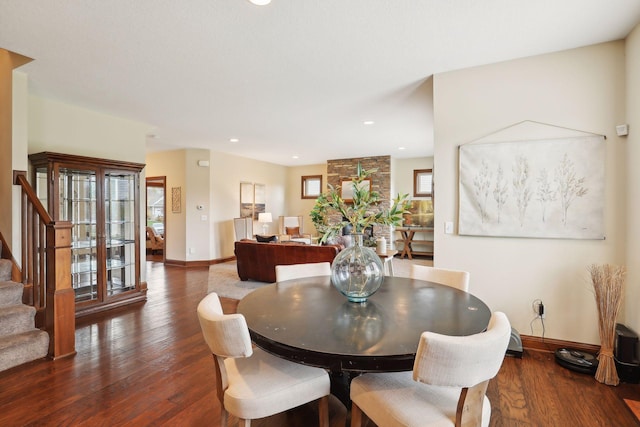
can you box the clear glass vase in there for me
[330,234,384,303]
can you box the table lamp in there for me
[258,212,272,235]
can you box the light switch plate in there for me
[444,221,454,234]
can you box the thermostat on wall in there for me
[616,124,629,136]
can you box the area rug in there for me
[624,399,640,422]
[207,257,433,300]
[207,261,267,299]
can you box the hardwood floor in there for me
[0,260,638,426]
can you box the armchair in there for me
[278,215,312,244]
[233,217,253,241]
[146,226,164,254]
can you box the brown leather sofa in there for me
[234,240,340,283]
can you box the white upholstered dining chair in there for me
[350,311,511,427]
[197,292,330,427]
[275,262,331,282]
[410,264,470,292]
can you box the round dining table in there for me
[237,275,491,407]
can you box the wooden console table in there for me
[395,227,434,259]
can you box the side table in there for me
[377,249,398,276]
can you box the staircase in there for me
[0,258,49,372]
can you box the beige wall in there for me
[209,151,287,260]
[28,96,149,162]
[146,150,187,261]
[185,150,211,261]
[11,72,29,261]
[391,156,433,200]
[626,24,640,335]
[433,41,627,344]
[145,149,212,263]
[285,164,327,235]
[2,53,31,256]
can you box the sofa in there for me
[234,240,340,283]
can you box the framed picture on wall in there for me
[341,178,371,203]
[240,182,254,218]
[171,187,181,213]
[253,183,266,220]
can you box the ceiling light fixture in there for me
[292,155,299,159]
[249,0,271,5]
[229,138,239,143]
[363,120,375,125]
[398,147,406,150]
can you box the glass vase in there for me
[330,234,384,303]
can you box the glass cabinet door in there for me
[30,151,144,314]
[58,167,99,302]
[105,172,137,297]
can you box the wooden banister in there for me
[14,171,76,359]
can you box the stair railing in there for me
[14,171,76,359]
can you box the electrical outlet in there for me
[533,300,545,319]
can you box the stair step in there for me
[0,329,49,372]
[0,259,12,282]
[0,304,36,337]
[0,281,24,307]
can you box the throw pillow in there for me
[256,235,278,243]
[285,226,300,236]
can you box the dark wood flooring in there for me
[0,260,639,426]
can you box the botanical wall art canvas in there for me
[458,135,605,239]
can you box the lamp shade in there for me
[258,212,272,223]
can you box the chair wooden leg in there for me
[220,409,228,427]
[456,380,489,427]
[318,395,329,427]
[350,403,363,427]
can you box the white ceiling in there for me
[2,1,640,166]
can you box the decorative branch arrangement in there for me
[310,164,410,244]
[588,263,626,386]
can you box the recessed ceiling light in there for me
[249,0,271,5]
[229,138,239,143]
[363,120,375,125]
[398,147,406,150]
[292,155,299,159]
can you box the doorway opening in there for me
[146,176,166,262]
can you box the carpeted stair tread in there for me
[0,281,23,307]
[0,304,37,337]
[0,259,12,282]
[0,329,49,372]
[0,257,47,373]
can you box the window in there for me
[413,169,433,197]
[301,175,323,199]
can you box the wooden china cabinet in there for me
[29,152,146,316]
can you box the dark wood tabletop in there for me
[237,275,491,405]
[238,275,491,370]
